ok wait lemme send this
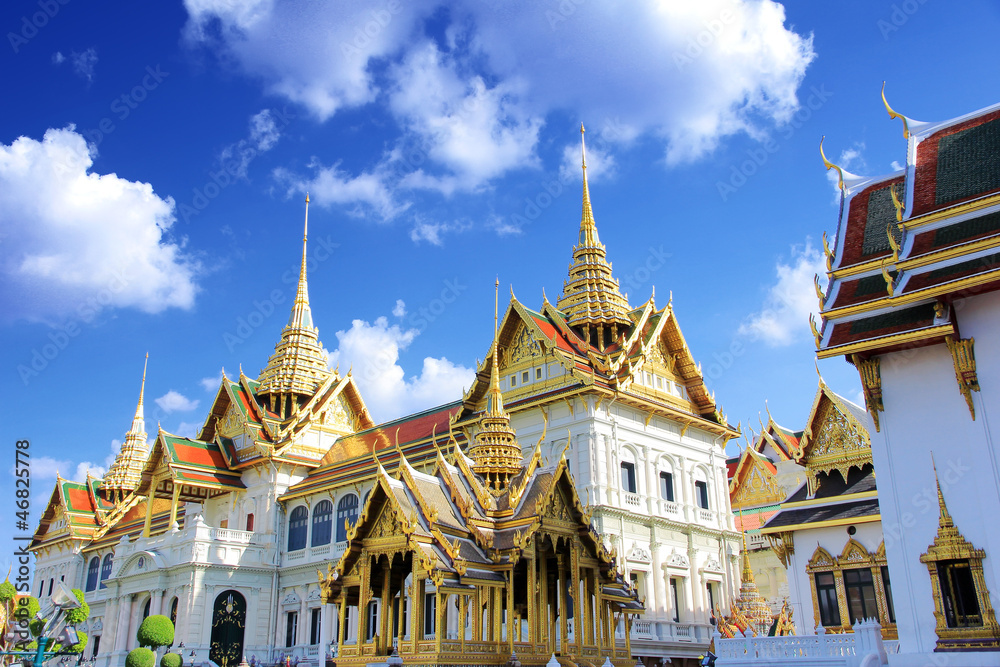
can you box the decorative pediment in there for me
[840,538,872,565]
[731,450,786,509]
[282,591,300,606]
[218,404,244,439]
[367,504,403,540]
[307,588,321,601]
[806,546,836,571]
[666,551,689,569]
[703,557,723,573]
[508,323,543,365]
[541,485,574,523]
[322,393,355,432]
[627,545,651,562]
[799,386,872,494]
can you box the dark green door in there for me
[210,590,247,667]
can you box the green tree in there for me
[64,589,90,626]
[136,615,175,650]
[160,652,183,667]
[126,647,157,667]
[0,580,16,602]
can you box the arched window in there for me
[100,554,113,588]
[311,500,333,547]
[142,597,151,620]
[48,579,54,597]
[85,557,100,592]
[169,597,179,626]
[288,506,308,551]
[336,494,359,543]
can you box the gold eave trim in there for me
[822,268,1000,320]
[760,513,881,535]
[831,257,890,281]
[817,325,954,359]
[903,191,1000,232]
[896,234,1000,272]
[780,490,878,510]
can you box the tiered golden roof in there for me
[556,124,632,349]
[101,353,150,503]
[734,519,774,635]
[467,281,523,493]
[257,195,331,417]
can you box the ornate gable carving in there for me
[508,323,542,365]
[218,404,244,439]
[542,485,573,523]
[323,393,355,432]
[731,455,786,508]
[367,505,401,540]
[803,398,872,495]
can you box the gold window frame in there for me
[806,539,897,639]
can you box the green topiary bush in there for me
[160,652,183,667]
[66,630,88,654]
[0,580,16,602]
[64,589,90,626]
[136,615,174,649]
[126,647,156,667]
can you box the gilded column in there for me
[379,561,391,652]
[358,554,371,648]
[337,598,347,655]
[434,590,444,654]
[558,552,568,653]
[526,547,536,646]
[411,574,424,651]
[506,574,514,652]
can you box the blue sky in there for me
[2,0,1000,571]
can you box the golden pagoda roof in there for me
[257,195,331,399]
[102,353,150,500]
[556,124,632,334]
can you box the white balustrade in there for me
[713,619,888,667]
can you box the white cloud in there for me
[825,143,867,195]
[738,240,826,346]
[408,217,471,245]
[182,0,814,185]
[51,51,65,64]
[155,390,200,413]
[328,315,475,422]
[174,422,201,439]
[71,48,98,82]
[392,299,406,318]
[275,160,409,221]
[0,127,199,324]
[387,41,543,193]
[200,373,223,391]
[29,440,119,483]
[559,139,617,183]
[219,108,285,180]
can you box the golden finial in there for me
[820,136,846,193]
[822,231,834,271]
[931,453,954,529]
[880,258,894,297]
[581,122,587,169]
[815,360,824,382]
[881,81,910,139]
[138,352,148,411]
[813,274,825,309]
[808,314,822,348]
[890,182,904,222]
[887,222,902,261]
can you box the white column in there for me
[649,543,666,617]
[318,604,330,666]
[678,456,691,521]
[644,445,658,514]
[115,594,134,651]
[151,589,164,617]
[298,592,308,647]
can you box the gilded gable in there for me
[731,455,785,509]
[508,323,543,365]
[323,393,355,432]
[218,404,244,439]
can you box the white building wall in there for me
[784,522,884,635]
[875,290,1000,666]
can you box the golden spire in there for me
[556,124,631,350]
[257,196,331,417]
[469,279,522,494]
[101,353,151,503]
[932,456,954,530]
[733,508,772,635]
